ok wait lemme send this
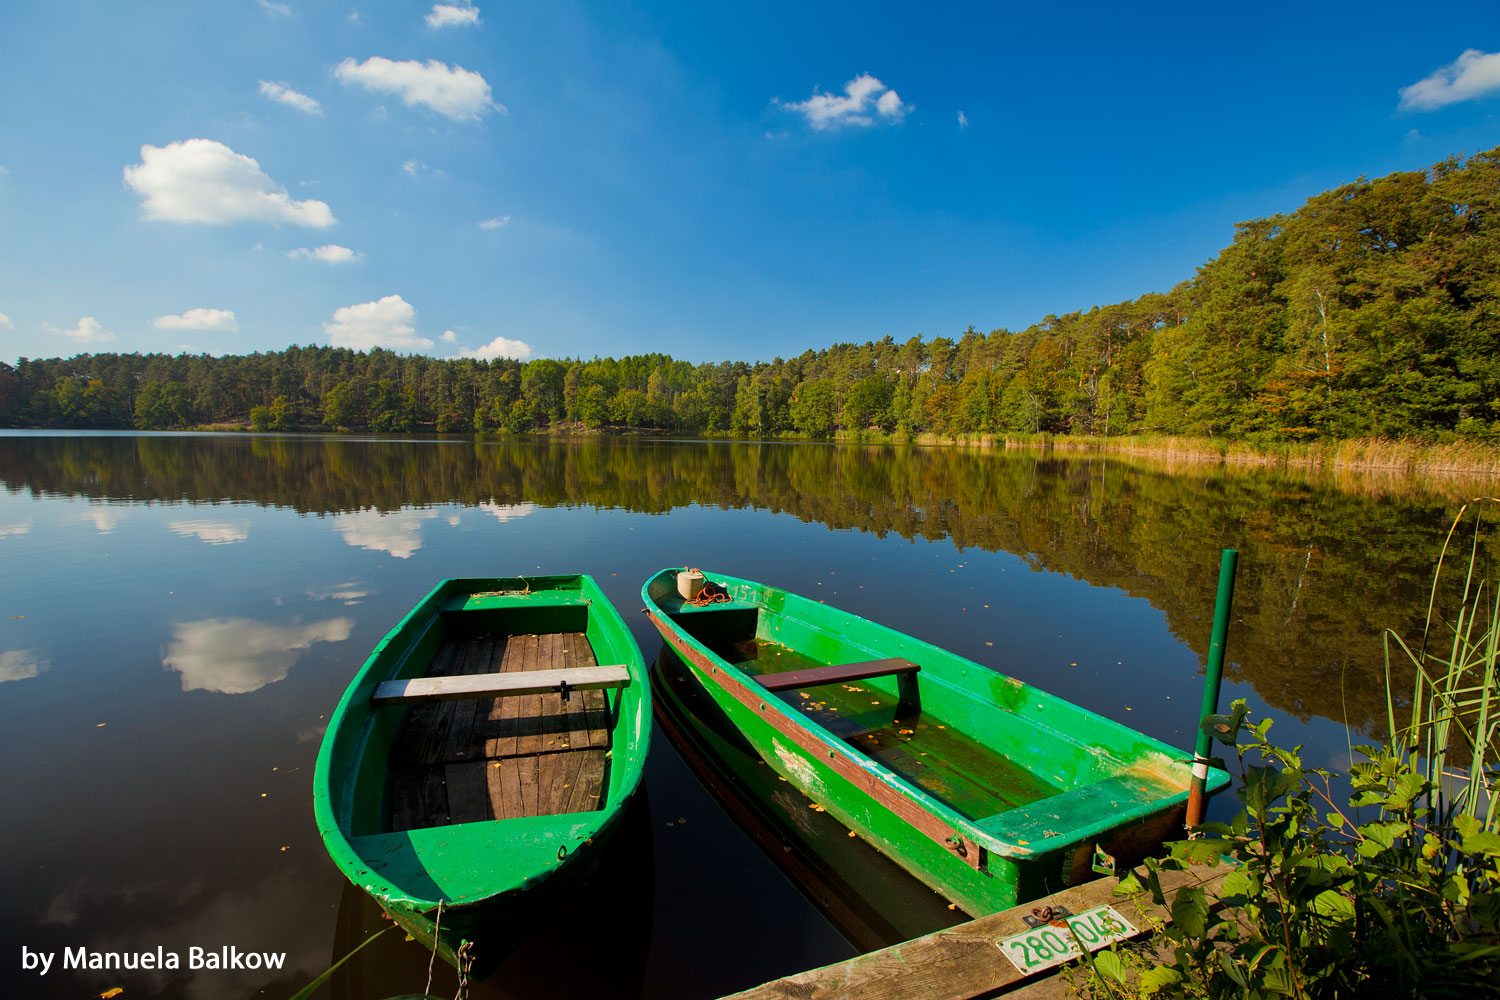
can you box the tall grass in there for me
[1384,499,1500,832]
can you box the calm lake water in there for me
[1,432,1491,999]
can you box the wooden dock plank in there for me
[720,866,1228,1000]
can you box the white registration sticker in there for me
[998,904,1138,974]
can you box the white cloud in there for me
[1399,49,1500,110]
[258,0,292,15]
[458,335,535,361]
[440,330,458,343]
[324,294,433,351]
[330,507,438,558]
[777,74,908,130]
[335,56,503,120]
[124,139,336,228]
[402,159,426,176]
[167,519,251,545]
[478,215,510,229]
[45,317,115,344]
[0,650,50,685]
[0,312,12,330]
[163,617,353,694]
[259,80,323,116]
[154,308,240,332]
[287,244,360,263]
[426,3,480,28]
[957,110,969,130]
[0,521,31,539]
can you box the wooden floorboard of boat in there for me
[387,630,612,832]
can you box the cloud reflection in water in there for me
[329,506,437,558]
[163,617,353,694]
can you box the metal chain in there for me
[454,940,474,1000]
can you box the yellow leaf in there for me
[100,990,124,999]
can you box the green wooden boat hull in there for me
[642,568,1228,916]
[314,575,649,969]
[652,646,964,949]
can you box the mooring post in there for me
[1186,548,1238,829]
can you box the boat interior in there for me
[347,588,635,836]
[384,630,613,831]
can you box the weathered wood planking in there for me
[720,866,1229,1000]
[386,631,613,832]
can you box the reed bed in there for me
[1385,500,1500,832]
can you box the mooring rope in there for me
[424,899,444,997]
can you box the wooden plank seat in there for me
[373,664,630,706]
[753,657,919,692]
[755,657,922,716]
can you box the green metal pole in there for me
[1186,548,1238,828]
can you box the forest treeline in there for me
[3,149,1498,441]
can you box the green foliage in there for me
[1105,702,1500,997]
[1074,508,1500,997]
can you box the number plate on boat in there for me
[998,905,1138,974]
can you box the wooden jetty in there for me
[722,865,1228,1000]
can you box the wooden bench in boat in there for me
[754,657,921,713]
[372,664,631,706]
[753,657,919,692]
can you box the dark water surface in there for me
[1,432,1490,999]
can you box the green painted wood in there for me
[313,574,649,969]
[641,567,1229,916]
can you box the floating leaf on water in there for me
[100,989,124,999]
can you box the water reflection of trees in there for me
[3,434,1489,734]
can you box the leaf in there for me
[1173,838,1232,865]
[288,925,398,1000]
[1172,885,1208,939]
[1312,890,1355,924]
[1468,893,1500,933]
[1092,949,1127,983]
[1138,966,1183,993]
[1221,868,1257,900]
[100,991,124,999]
[1462,832,1500,857]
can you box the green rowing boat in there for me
[314,574,649,969]
[642,567,1227,915]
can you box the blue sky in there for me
[0,1,1497,365]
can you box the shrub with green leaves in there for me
[1072,699,1500,998]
